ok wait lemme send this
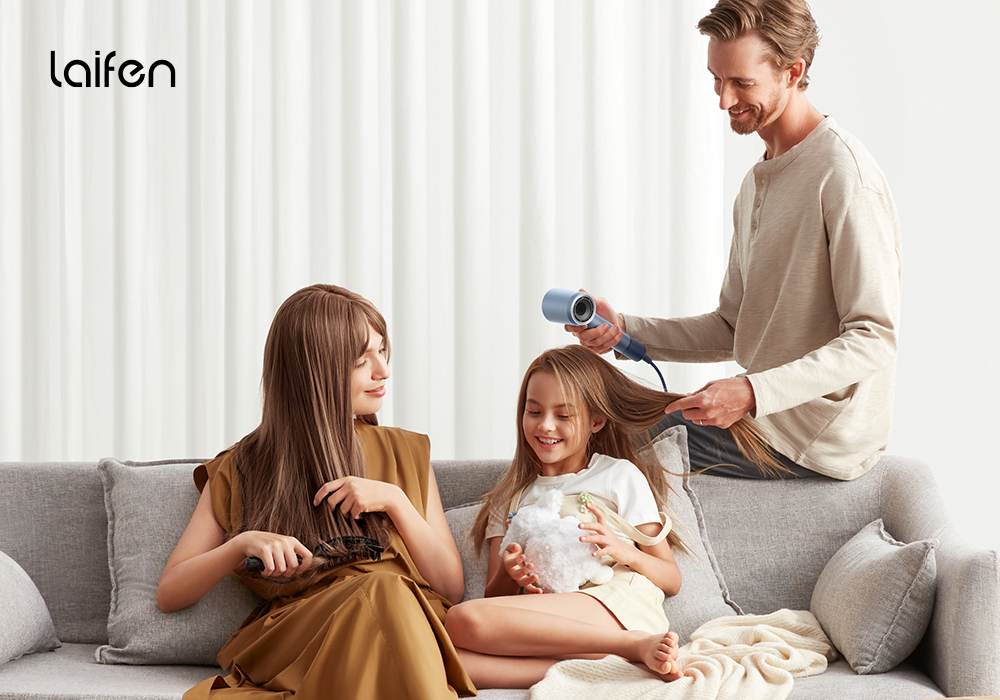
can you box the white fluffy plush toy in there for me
[499,489,616,594]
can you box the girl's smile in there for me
[522,370,605,476]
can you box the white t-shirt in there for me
[485,453,661,541]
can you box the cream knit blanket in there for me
[530,609,837,700]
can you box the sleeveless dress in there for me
[183,421,476,700]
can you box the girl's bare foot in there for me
[636,631,682,679]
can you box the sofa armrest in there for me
[926,538,1000,696]
[877,455,999,697]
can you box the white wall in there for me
[719,1,1000,550]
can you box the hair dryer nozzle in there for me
[541,288,650,364]
[541,288,596,326]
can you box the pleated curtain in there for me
[0,0,728,461]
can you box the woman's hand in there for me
[313,476,405,520]
[501,543,542,593]
[234,530,313,579]
[310,469,465,604]
[579,504,635,565]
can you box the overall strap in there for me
[572,493,672,546]
[596,505,672,546]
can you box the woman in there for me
[157,284,474,699]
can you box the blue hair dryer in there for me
[541,288,667,389]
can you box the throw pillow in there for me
[647,426,743,642]
[810,518,937,674]
[445,504,490,601]
[0,550,61,664]
[96,458,261,665]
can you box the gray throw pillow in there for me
[96,458,261,665]
[810,518,937,674]
[0,550,61,664]
[648,426,742,642]
[445,504,490,601]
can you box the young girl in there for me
[157,284,475,700]
[445,345,778,688]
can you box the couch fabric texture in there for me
[0,430,997,699]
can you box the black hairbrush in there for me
[244,535,384,574]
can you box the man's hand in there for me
[664,377,756,429]
[564,290,624,355]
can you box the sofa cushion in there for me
[0,462,113,644]
[0,550,61,664]
[445,504,490,600]
[0,642,218,699]
[648,427,742,642]
[96,458,261,665]
[810,518,937,675]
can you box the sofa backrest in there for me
[0,454,942,647]
[669,454,943,616]
[431,459,508,511]
[430,454,947,620]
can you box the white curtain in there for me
[0,0,727,462]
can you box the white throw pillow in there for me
[0,549,61,664]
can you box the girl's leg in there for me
[445,592,679,687]
[456,649,558,689]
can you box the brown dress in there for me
[183,421,476,699]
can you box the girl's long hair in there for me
[471,345,783,555]
[229,284,393,571]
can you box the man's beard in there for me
[729,91,781,135]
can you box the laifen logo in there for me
[50,50,176,87]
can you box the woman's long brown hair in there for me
[471,345,784,555]
[229,284,393,570]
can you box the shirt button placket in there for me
[751,176,767,238]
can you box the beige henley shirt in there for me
[624,118,901,480]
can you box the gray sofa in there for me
[1,446,997,699]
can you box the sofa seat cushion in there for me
[0,643,219,699]
[787,659,942,699]
[0,643,532,700]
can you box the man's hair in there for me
[698,0,820,90]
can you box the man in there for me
[569,0,901,480]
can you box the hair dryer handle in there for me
[589,313,647,363]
